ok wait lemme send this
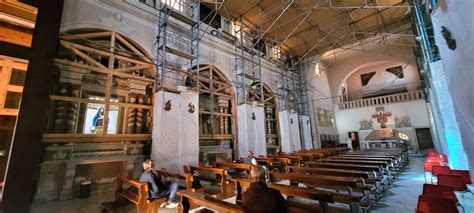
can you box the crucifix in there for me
[372,107,391,128]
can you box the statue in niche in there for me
[395,115,412,128]
[359,119,373,130]
[91,107,107,134]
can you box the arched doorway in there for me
[184,65,236,163]
[247,82,280,154]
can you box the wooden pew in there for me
[268,172,366,212]
[215,162,252,178]
[286,166,385,197]
[156,169,194,191]
[309,162,382,173]
[232,177,334,213]
[177,190,244,213]
[286,166,371,179]
[320,159,389,167]
[102,177,166,213]
[186,166,231,197]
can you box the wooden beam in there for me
[0,108,18,116]
[59,31,112,40]
[114,64,154,72]
[54,59,154,83]
[115,33,152,63]
[60,40,107,69]
[2,0,63,211]
[49,95,153,109]
[42,133,152,143]
[0,23,32,47]
[6,85,23,93]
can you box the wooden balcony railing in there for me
[338,90,425,110]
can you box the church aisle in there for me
[371,156,424,212]
[371,156,474,213]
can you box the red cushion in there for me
[450,170,472,185]
[416,195,458,213]
[438,174,468,192]
[422,184,458,202]
[432,166,451,177]
[424,161,443,172]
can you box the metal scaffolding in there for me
[155,0,200,91]
[233,16,263,106]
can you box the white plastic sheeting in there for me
[432,1,474,177]
[178,91,200,172]
[279,111,302,153]
[299,115,313,150]
[237,104,266,158]
[152,91,199,173]
[429,61,467,170]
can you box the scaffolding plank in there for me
[162,46,194,60]
[162,6,197,26]
[238,72,257,80]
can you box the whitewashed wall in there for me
[334,99,431,146]
[60,0,282,93]
[345,61,420,101]
[304,59,338,148]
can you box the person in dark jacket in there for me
[139,159,179,209]
[242,165,289,213]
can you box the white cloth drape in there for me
[152,91,199,173]
[279,111,302,153]
[237,104,266,158]
[299,115,313,150]
[432,1,473,175]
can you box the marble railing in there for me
[338,90,425,110]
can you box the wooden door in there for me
[416,128,434,150]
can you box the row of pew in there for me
[103,147,409,213]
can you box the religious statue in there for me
[372,107,391,128]
[91,107,107,134]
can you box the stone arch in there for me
[246,81,281,154]
[184,64,237,162]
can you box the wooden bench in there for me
[177,190,244,213]
[215,162,252,177]
[267,172,366,212]
[102,177,167,213]
[232,177,334,213]
[186,166,231,197]
[156,169,194,191]
[286,166,371,179]
[320,159,389,167]
[309,162,383,173]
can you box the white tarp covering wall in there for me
[152,91,199,173]
[299,115,313,150]
[279,111,302,153]
[429,61,467,170]
[237,104,266,158]
[432,1,474,177]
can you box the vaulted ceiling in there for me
[203,0,413,59]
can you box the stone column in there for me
[59,162,77,200]
[127,95,137,134]
[217,98,228,134]
[53,83,68,133]
[136,95,144,133]
[65,84,80,133]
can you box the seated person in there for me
[139,160,179,209]
[242,165,289,213]
[244,150,257,165]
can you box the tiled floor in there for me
[31,156,474,213]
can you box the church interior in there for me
[0,0,473,212]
